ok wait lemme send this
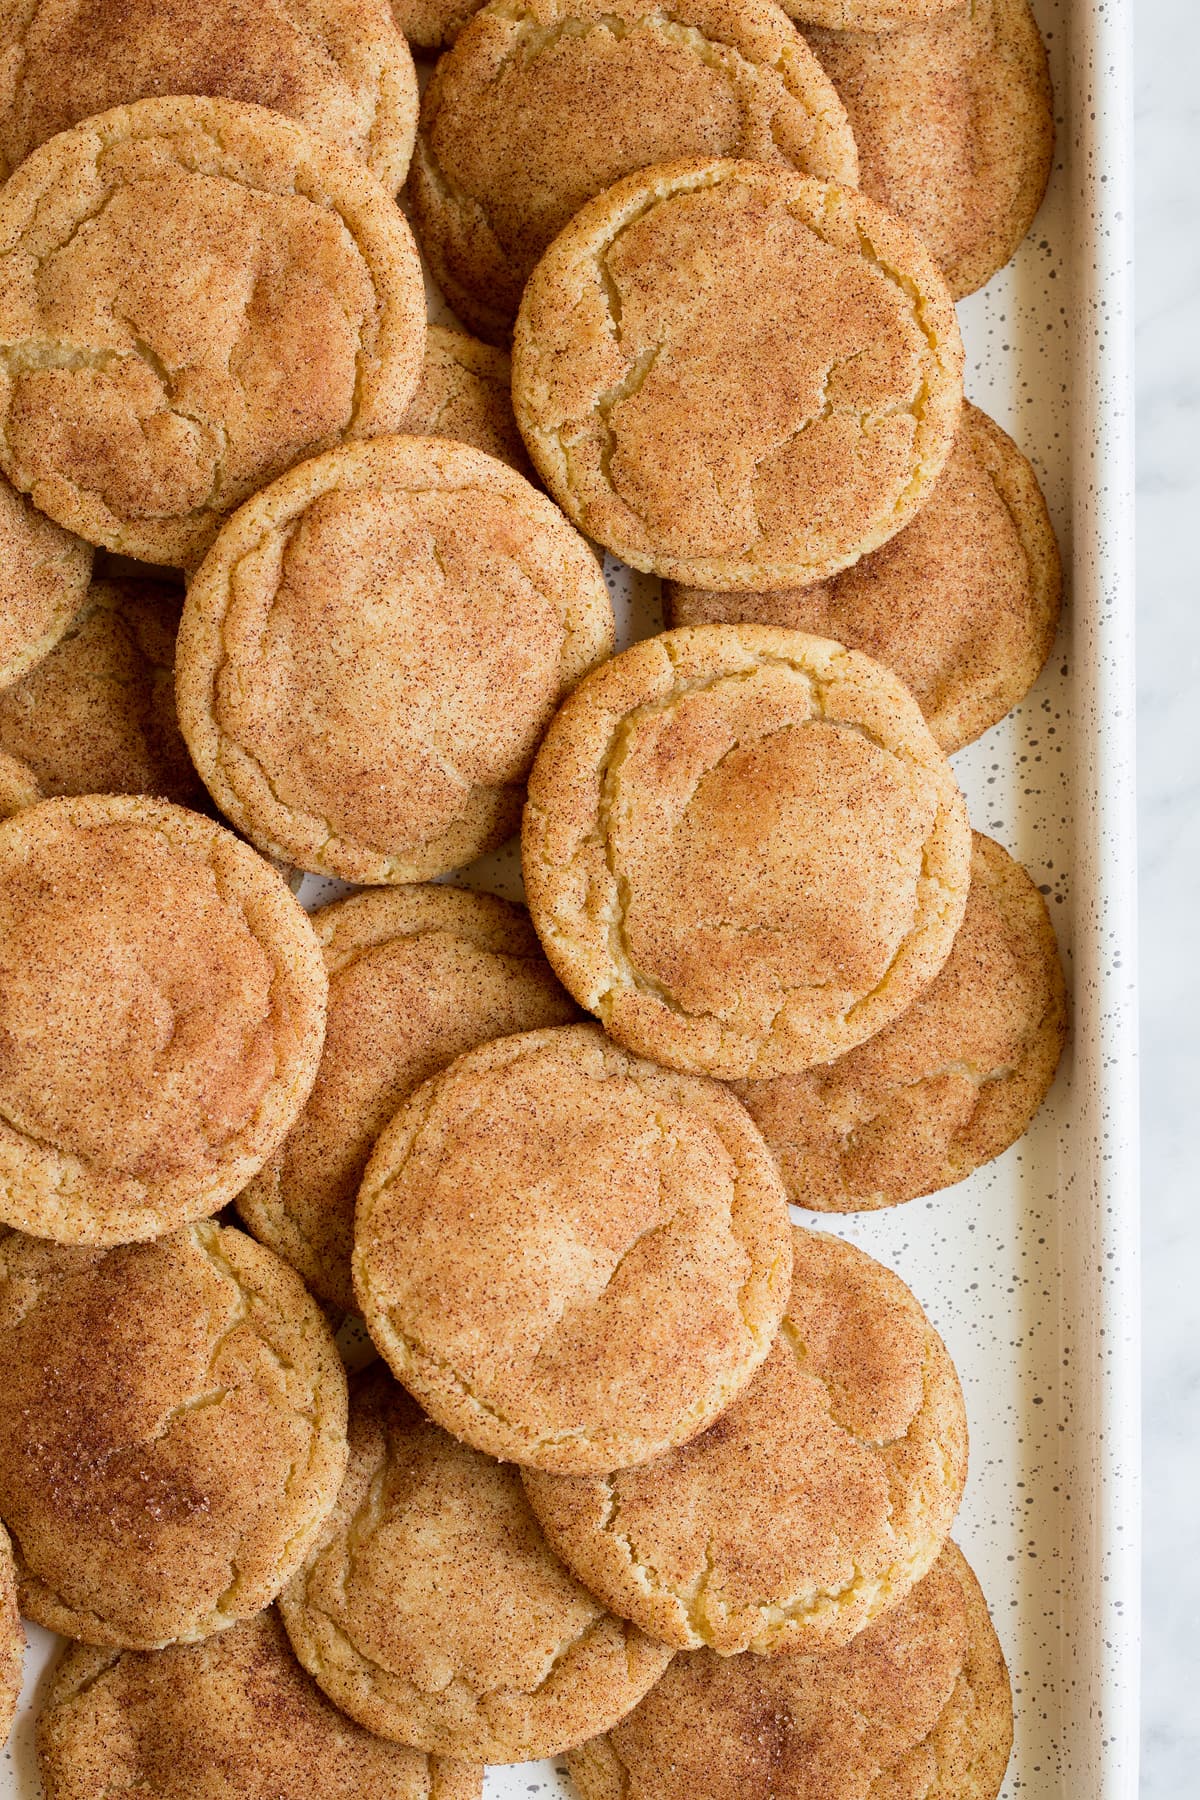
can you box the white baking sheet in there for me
[0,0,1138,1792]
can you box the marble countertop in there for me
[1135,1,1199,1789]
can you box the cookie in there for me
[0,96,426,567]
[0,0,419,193]
[280,1372,675,1760]
[807,0,1054,299]
[410,0,857,343]
[525,1227,967,1654]
[0,794,327,1245]
[666,405,1062,754]
[734,833,1067,1211]
[176,435,613,883]
[0,1522,21,1749]
[401,327,533,478]
[566,1542,1013,1800]
[388,0,484,50]
[37,1611,482,1800]
[511,159,963,586]
[353,1022,793,1473]
[0,1222,348,1648]
[0,471,92,690]
[238,886,577,1314]
[523,625,972,1079]
[783,0,959,28]
[0,579,203,817]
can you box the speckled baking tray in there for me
[0,0,1137,1794]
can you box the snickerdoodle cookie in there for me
[0,1522,20,1748]
[411,0,857,344]
[523,625,972,1080]
[525,1227,967,1654]
[280,1373,674,1761]
[512,159,963,586]
[401,327,532,477]
[0,0,419,193]
[0,471,92,690]
[0,795,327,1244]
[177,435,613,883]
[388,0,483,49]
[666,404,1062,753]
[0,579,202,816]
[784,0,959,28]
[37,1612,482,1800]
[0,97,426,566]
[238,886,577,1314]
[566,1542,1012,1800]
[807,0,1054,298]
[734,833,1067,1211]
[353,1023,792,1473]
[0,1222,348,1649]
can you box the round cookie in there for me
[0,1521,21,1749]
[806,0,1054,299]
[0,579,203,817]
[783,0,960,29]
[176,435,614,884]
[733,833,1067,1211]
[0,96,426,567]
[400,327,533,478]
[280,1372,675,1760]
[0,1221,349,1649]
[512,159,964,587]
[666,404,1062,754]
[238,885,578,1314]
[0,0,419,193]
[566,1542,1013,1800]
[0,471,93,690]
[37,1612,482,1800]
[410,0,857,344]
[0,794,327,1245]
[522,625,972,1080]
[525,1227,967,1654]
[353,1022,793,1473]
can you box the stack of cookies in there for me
[0,0,1067,1794]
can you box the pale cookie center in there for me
[215,486,567,853]
[1,171,375,527]
[609,686,937,1028]
[0,826,277,1175]
[591,180,928,558]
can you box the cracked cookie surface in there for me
[783,0,960,29]
[410,0,857,344]
[353,1022,793,1473]
[401,327,533,478]
[807,0,1054,299]
[177,434,614,883]
[666,403,1062,754]
[0,578,202,816]
[280,1370,674,1760]
[522,624,972,1079]
[0,794,327,1243]
[0,0,419,193]
[566,1541,1012,1800]
[238,885,577,1314]
[37,1611,482,1800]
[0,95,426,566]
[511,158,963,586]
[0,1221,348,1648]
[0,470,92,691]
[525,1227,967,1654]
[735,833,1067,1210]
[0,1522,21,1748]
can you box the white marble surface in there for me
[1136,2,1200,1790]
